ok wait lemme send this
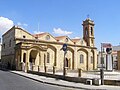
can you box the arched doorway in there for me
[65,58,69,67]
[29,50,39,70]
[66,47,74,69]
[22,53,26,71]
[23,53,26,63]
[65,58,71,69]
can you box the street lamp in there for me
[61,43,67,77]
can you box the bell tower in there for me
[82,18,95,47]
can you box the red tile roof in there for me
[55,36,67,41]
[71,39,80,43]
[33,33,47,37]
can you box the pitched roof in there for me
[71,39,80,43]
[2,25,33,37]
[33,33,47,37]
[55,36,67,41]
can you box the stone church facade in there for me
[1,18,98,71]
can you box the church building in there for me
[1,18,98,71]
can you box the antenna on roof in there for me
[38,22,40,31]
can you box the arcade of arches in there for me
[15,42,97,71]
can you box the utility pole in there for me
[100,43,104,85]
[63,50,67,76]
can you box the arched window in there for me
[91,27,93,35]
[80,54,84,63]
[85,27,88,36]
[47,52,50,63]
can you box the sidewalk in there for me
[11,71,120,90]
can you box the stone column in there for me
[93,50,97,70]
[74,46,77,70]
[21,50,24,62]
[25,50,29,72]
[21,50,25,71]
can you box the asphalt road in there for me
[0,70,82,90]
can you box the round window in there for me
[46,35,50,40]
[65,38,68,42]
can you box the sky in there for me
[0,0,120,50]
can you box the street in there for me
[0,70,82,90]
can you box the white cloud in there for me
[0,17,14,36]
[23,23,28,27]
[33,31,44,34]
[17,22,22,26]
[53,28,72,36]
[73,37,80,39]
[17,22,28,27]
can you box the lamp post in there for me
[61,44,67,77]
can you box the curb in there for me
[10,71,104,90]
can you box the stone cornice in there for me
[15,38,97,50]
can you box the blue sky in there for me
[0,0,120,50]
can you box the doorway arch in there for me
[29,50,39,65]
[65,58,69,67]
[23,53,26,63]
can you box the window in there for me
[23,35,26,38]
[80,54,84,63]
[85,27,88,36]
[9,40,11,47]
[65,38,68,42]
[3,43,5,49]
[46,35,50,40]
[47,52,50,63]
[91,27,93,35]
[91,56,93,63]
[35,37,38,39]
